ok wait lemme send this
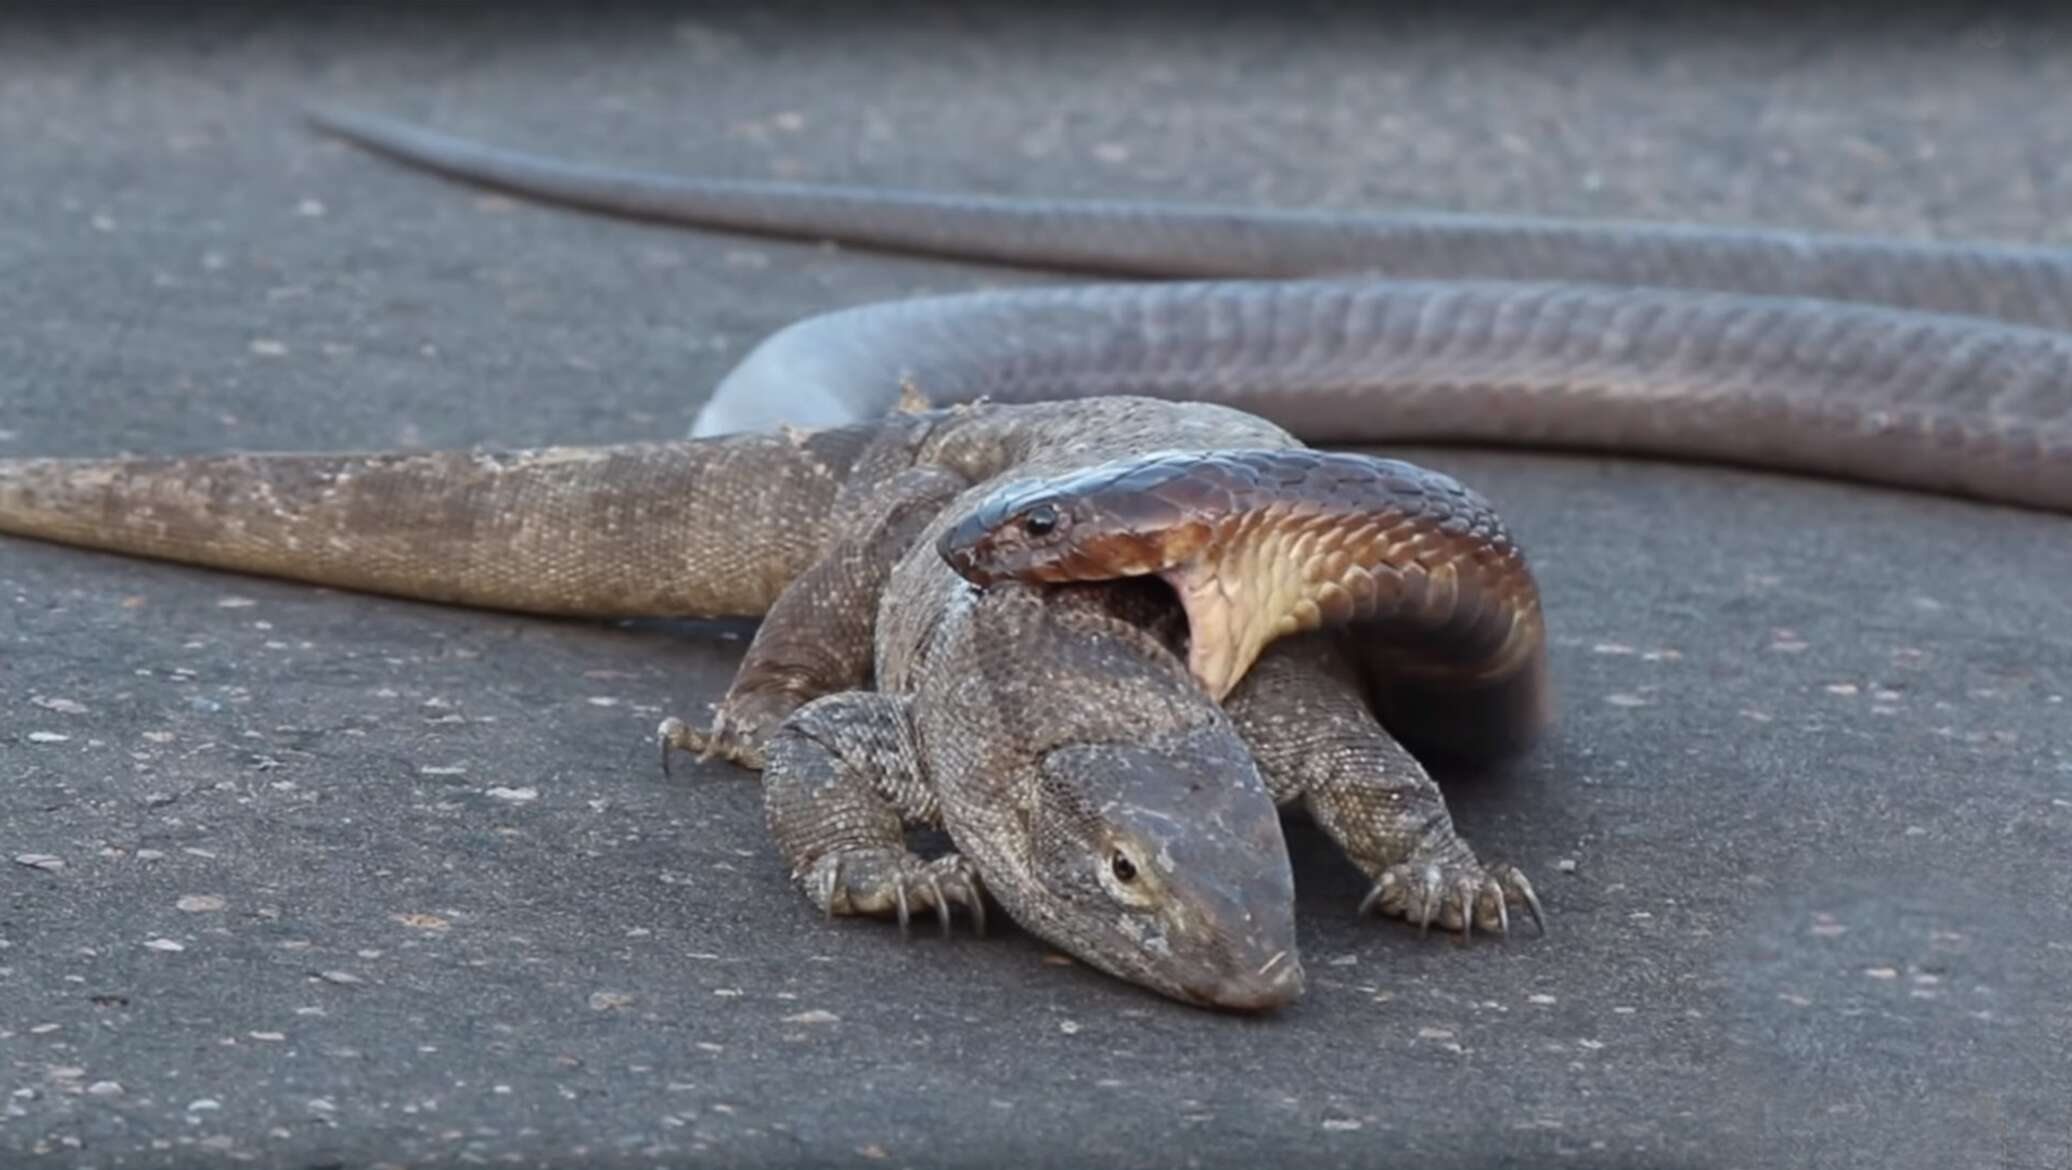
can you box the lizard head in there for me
[930,579,1303,1012]
[1027,727,1305,1012]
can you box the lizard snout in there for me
[1181,948,1306,1012]
[1163,870,1306,1012]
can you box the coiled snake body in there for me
[307,109,2072,717]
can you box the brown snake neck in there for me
[936,449,1546,708]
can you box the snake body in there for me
[303,109,2072,516]
[302,110,2072,717]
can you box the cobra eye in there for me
[1021,502,1061,537]
[1110,851,1138,883]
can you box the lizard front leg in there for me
[662,463,969,770]
[760,690,986,937]
[1225,638,1544,938]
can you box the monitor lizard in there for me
[2,110,2067,1009]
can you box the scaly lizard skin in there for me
[10,109,2070,1009]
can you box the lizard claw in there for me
[1357,869,1401,918]
[1486,875,1510,939]
[1417,865,1442,937]
[804,849,988,939]
[1504,865,1547,937]
[925,874,952,938]
[658,717,689,778]
[954,872,988,939]
[820,855,846,923]
[1455,877,1478,944]
[894,374,933,414]
[1360,858,1546,940]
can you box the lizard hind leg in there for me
[759,690,987,938]
[661,461,973,774]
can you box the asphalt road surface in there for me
[3,5,2069,1168]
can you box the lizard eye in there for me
[1020,502,1062,538]
[1110,851,1138,883]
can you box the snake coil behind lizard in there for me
[282,109,2072,751]
[307,105,2072,519]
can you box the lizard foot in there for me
[801,849,988,940]
[658,715,764,774]
[659,687,801,774]
[1358,861,1544,941]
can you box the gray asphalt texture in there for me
[3,5,2069,1169]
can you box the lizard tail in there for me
[0,427,880,617]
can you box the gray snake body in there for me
[310,108,2072,514]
